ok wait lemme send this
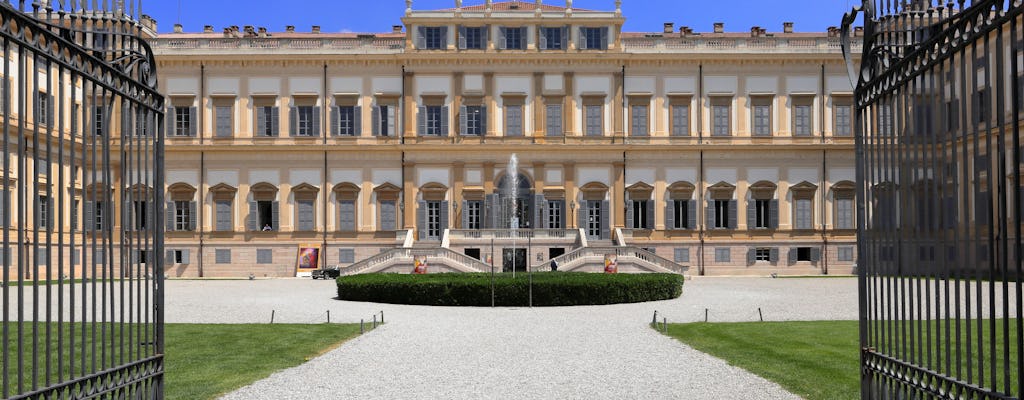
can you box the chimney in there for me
[854,26,864,37]
[827,26,839,37]
[713,22,724,33]
[783,22,794,33]
[140,14,157,32]
[258,27,268,38]
[663,22,674,34]
[393,25,403,34]
[286,25,295,33]
[173,23,183,33]
[750,26,760,37]
[680,26,693,36]
[203,25,214,33]
[312,25,321,34]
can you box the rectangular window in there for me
[671,104,689,136]
[752,99,771,136]
[257,249,273,264]
[542,27,564,50]
[547,200,562,229]
[339,248,355,263]
[464,106,483,136]
[546,104,562,136]
[425,106,444,136]
[505,105,523,136]
[215,105,232,137]
[836,198,854,229]
[294,106,317,137]
[215,200,231,231]
[586,105,602,136]
[93,106,105,136]
[93,201,105,231]
[297,200,315,231]
[755,248,771,262]
[380,201,396,230]
[631,200,649,229]
[37,195,49,229]
[174,201,191,231]
[424,27,445,49]
[36,91,50,126]
[376,105,396,137]
[338,200,355,232]
[581,27,605,50]
[255,106,278,137]
[834,102,852,136]
[877,102,893,136]
[714,247,730,263]
[838,246,854,262]
[673,200,689,229]
[462,26,484,49]
[794,199,813,229]
[215,249,231,264]
[336,106,356,136]
[793,103,812,136]
[976,89,988,124]
[36,158,47,176]
[714,199,730,229]
[172,250,187,264]
[674,248,689,263]
[797,247,812,262]
[133,200,148,230]
[631,105,648,136]
[426,201,441,239]
[465,200,482,230]
[712,101,731,136]
[504,27,524,50]
[174,106,191,137]
[754,199,771,229]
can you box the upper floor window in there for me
[585,105,603,136]
[545,103,562,137]
[332,104,360,136]
[418,105,449,136]
[505,104,523,137]
[793,96,813,136]
[540,26,566,50]
[670,98,690,137]
[35,91,52,127]
[373,103,397,137]
[711,97,731,137]
[459,26,486,50]
[214,102,233,138]
[290,103,321,137]
[751,96,771,137]
[419,26,447,50]
[171,105,196,137]
[499,27,526,50]
[629,98,649,137]
[93,106,106,136]
[579,27,608,50]
[834,98,852,136]
[460,105,485,136]
[253,97,280,137]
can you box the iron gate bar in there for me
[0,0,164,399]
[844,1,1024,399]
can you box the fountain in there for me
[507,154,518,278]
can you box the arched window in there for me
[666,182,695,230]
[248,182,279,232]
[209,183,237,232]
[333,183,360,232]
[625,182,654,229]
[707,182,736,230]
[748,181,778,230]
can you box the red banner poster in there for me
[413,255,428,274]
[604,254,618,274]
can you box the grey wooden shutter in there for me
[561,26,569,49]
[312,107,321,136]
[600,27,609,50]
[461,200,469,228]
[339,200,355,231]
[47,94,54,126]
[625,200,634,228]
[271,201,280,230]
[289,106,297,136]
[372,105,381,136]
[130,249,139,264]
[440,27,449,48]
[485,194,499,229]
[645,200,654,229]
[417,201,427,240]
[770,200,779,229]
[165,106,174,136]
[480,107,487,136]
[188,201,197,230]
[46,196,53,229]
[706,200,715,229]
[440,201,450,232]
[577,201,586,231]
[746,200,756,229]
[534,195,545,229]
[187,106,197,136]
[216,201,231,231]
[578,27,587,49]
[417,26,426,49]
[380,201,396,230]
[811,247,821,262]
[353,106,362,136]
[747,248,756,265]
[770,248,779,263]
[559,200,566,229]
[498,27,507,49]
[788,248,798,265]
[600,200,610,239]
[165,201,175,231]
[665,200,675,230]
[247,201,257,231]
[165,250,175,264]
[271,107,280,136]
[417,106,426,136]
[458,26,467,49]
[440,106,449,136]
[728,200,738,229]
[256,106,267,136]
[182,249,190,264]
[459,105,468,135]
[330,106,340,136]
[687,200,697,229]
[84,201,94,232]
[539,26,548,49]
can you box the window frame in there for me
[750,96,772,137]
[792,96,814,137]
[711,97,732,137]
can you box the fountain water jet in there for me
[507,154,519,278]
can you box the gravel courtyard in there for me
[163,276,858,400]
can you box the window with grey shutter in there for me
[838,246,854,261]
[674,248,689,263]
[671,104,689,136]
[71,248,80,265]
[837,198,854,229]
[752,102,771,136]
[834,103,852,136]
[334,105,357,136]
[297,200,315,231]
[547,200,563,229]
[463,106,484,136]
[424,106,446,136]
[794,104,812,136]
[36,247,48,266]
[599,200,610,239]
[339,248,355,264]
[546,104,562,136]
[215,249,231,264]
[714,248,730,263]
[586,105,602,136]
[257,249,273,264]
[293,106,319,137]
[255,106,279,137]
[465,200,482,230]
[795,199,813,229]
[461,26,485,50]
[215,105,232,137]
[339,200,355,232]
[380,201,396,231]
[712,103,730,136]
[215,200,231,231]
[94,248,105,266]
[631,105,648,136]
[502,27,524,50]
[505,105,523,136]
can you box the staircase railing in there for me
[338,246,492,276]
[538,246,688,274]
[447,229,576,241]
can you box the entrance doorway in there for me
[586,200,602,239]
[502,248,527,272]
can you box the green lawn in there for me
[662,321,860,400]
[4,323,365,400]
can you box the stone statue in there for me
[566,0,572,8]
[456,0,462,8]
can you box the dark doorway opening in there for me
[464,248,481,260]
[502,248,527,272]
[548,247,565,260]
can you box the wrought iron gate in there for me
[0,1,164,398]
[843,0,1024,398]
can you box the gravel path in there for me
[189,277,858,400]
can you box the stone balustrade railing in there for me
[622,36,862,53]
[447,229,577,241]
[154,37,405,53]
[540,246,688,274]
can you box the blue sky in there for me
[148,0,861,34]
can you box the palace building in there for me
[148,0,861,276]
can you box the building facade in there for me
[150,0,861,277]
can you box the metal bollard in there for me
[271,310,275,324]
[360,319,364,334]
[758,307,763,322]
[327,310,331,324]
[381,310,384,323]
[704,308,708,323]
[373,314,377,328]
[663,317,668,333]
[652,310,658,325]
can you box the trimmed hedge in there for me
[335,272,684,306]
